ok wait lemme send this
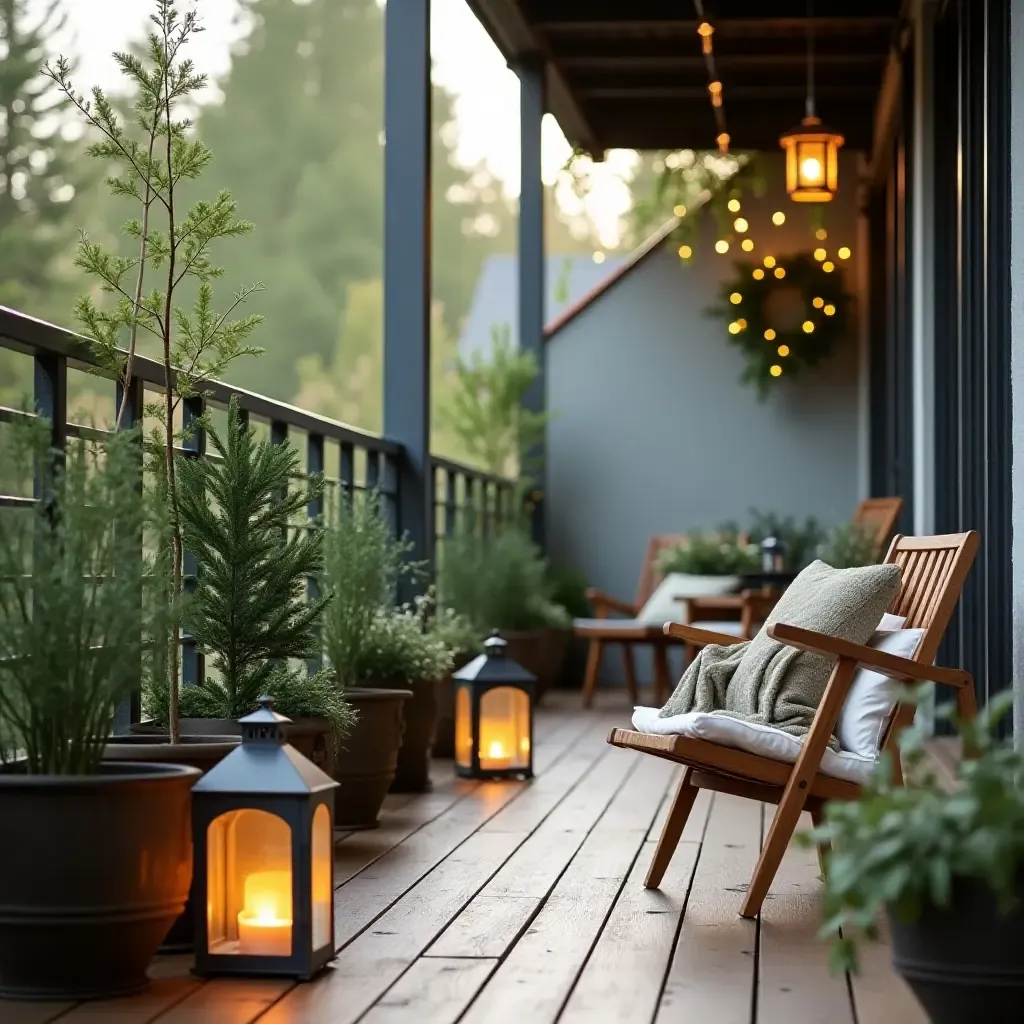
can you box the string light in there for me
[715,239,730,253]
[698,21,714,54]
[802,320,815,333]
[824,303,836,316]
[778,344,791,356]
[673,204,687,217]
[838,246,851,259]
[678,244,692,259]
[708,81,723,107]
[728,321,741,334]
[727,199,741,213]
[593,251,605,263]
[812,296,824,308]
[816,228,828,240]
[770,365,783,377]
[734,217,748,232]
[814,248,827,261]
[694,3,728,152]
[717,133,730,154]
[764,328,776,341]
[729,292,743,304]
[752,267,765,279]
[772,211,786,226]
[741,238,755,251]
[737,319,747,329]
[764,256,777,268]
[822,260,835,273]
[774,267,786,279]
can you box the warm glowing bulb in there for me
[764,328,776,341]
[823,261,835,273]
[802,320,815,333]
[728,321,741,335]
[778,344,791,357]
[763,256,776,268]
[673,204,687,217]
[770,364,783,377]
[678,244,692,259]
[824,304,836,316]
[708,81,723,106]
[816,228,828,240]
[752,268,764,280]
[729,292,743,304]
[814,248,827,261]
[772,211,786,226]
[727,198,741,213]
[737,319,747,329]
[715,239,729,254]
[734,217,748,233]
[838,246,851,259]
[774,267,786,279]
[697,21,714,36]
[593,251,605,264]
[741,238,754,251]
[812,296,824,309]
[488,739,506,758]
[800,156,824,184]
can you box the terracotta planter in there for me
[177,716,336,776]
[333,687,411,829]
[388,678,439,793]
[433,652,475,760]
[0,761,199,1001]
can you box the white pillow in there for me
[637,572,740,625]
[878,612,907,630]
[631,706,875,785]
[836,627,925,758]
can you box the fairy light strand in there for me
[693,1,728,153]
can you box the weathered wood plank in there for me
[47,978,200,1024]
[756,811,854,1024]
[459,753,670,1023]
[0,1001,75,1024]
[147,979,292,1024]
[258,832,525,1024]
[648,771,713,844]
[358,958,497,1024]
[848,917,928,1024]
[656,794,761,1023]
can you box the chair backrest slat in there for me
[636,534,689,606]
[853,496,904,551]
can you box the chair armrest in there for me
[767,623,973,689]
[663,622,747,647]
[585,588,638,618]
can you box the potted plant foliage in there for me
[807,691,1024,1022]
[140,399,354,774]
[655,531,760,595]
[0,423,197,1000]
[430,606,484,759]
[320,491,418,826]
[818,522,881,569]
[439,527,570,700]
[746,509,825,572]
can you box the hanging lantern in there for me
[780,1,843,202]
[191,697,338,979]
[780,116,843,202]
[453,631,535,780]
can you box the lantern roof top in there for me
[453,630,537,686]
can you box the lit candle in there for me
[479,737,511,771]
[237,870,292,956]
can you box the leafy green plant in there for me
[819,522,880,569]
[547,565,591,619]
[440,528,570,633]
[45,1,264,742]
[319,490,420,689]
[0,420,172,774]
[747,509,825,571]
[439,324,550,482]
[354,607,454,687]
[657,533,759,576]
[805,691,1024,974]
[153,397,350,735]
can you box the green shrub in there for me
[818,523,880,569]
[747,509,826,570]
[657,533,759,576]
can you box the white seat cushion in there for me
[636,572,740,625]
[631,706,876,785]
[836,626,926,758]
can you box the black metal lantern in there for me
[191,697,338,979]
[453,631,535,780]
[760,535,787,573]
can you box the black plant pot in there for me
[888,877,1024,1023]
[0,761,199,1001]
[389,678,439,793]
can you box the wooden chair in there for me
[853,496,904,550]
[608,532,979,919]
[576,534,688,708]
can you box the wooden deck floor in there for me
[5,697,926,1024]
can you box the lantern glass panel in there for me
[797,139,827,187]
[311,804,332,951]
[478,686,530,771]
[206,809,293,958]
[455,684,473,770]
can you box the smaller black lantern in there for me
[760,535,787,573]
[191,697,339,979]
[453,631,535,780]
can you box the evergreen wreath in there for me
[708,253,850,399]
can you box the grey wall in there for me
[545,153,866,684]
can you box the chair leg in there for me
[582,639,604,709]
[621,645,639,703]
[652,644,671,706]
[740,780,810,918]
[645,768,698,890]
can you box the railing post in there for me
[384,0,433,600]
[181,395,206,691]
[307,431,325,676]
[340,442,355,510]
[518,53,547,550]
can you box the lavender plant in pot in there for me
[0,423,195,1000]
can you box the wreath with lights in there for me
[707,253,850,399]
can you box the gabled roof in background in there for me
[458,253,627,361]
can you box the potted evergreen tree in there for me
[807,692,1024,1022]
[0,423,196,1000]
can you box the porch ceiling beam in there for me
[464,0,602,154]
[579,85,878,101]
[560,54,888,72]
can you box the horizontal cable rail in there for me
[0,304,518,727]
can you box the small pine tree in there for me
[173,398,344,727]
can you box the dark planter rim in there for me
[345,686,414,701]
[0,761,201,786]
[106,734,240,747]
